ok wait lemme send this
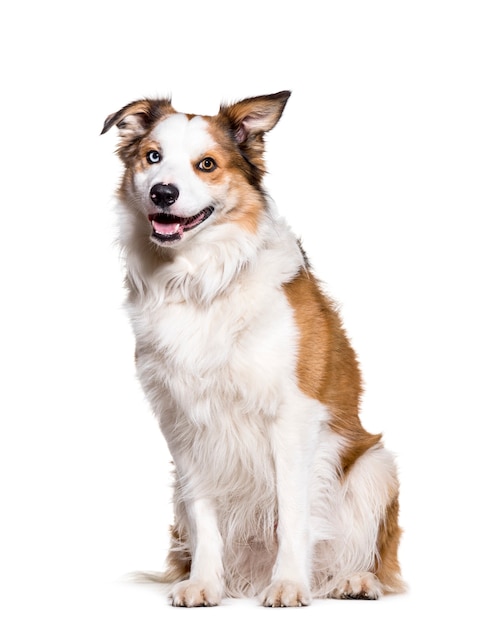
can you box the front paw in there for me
[261,580,311,607]
[170,579,222,607]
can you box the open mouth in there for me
[148,207,214,243]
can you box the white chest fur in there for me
[128,258,309,543]
[131,267,299,430]
[125,213,304,426]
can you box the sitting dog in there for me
[102,91,404,607]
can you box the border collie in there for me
[102,91,404,607]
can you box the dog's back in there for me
[102,91,404,607]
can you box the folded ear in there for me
[219,90,291,145]
[101,98,175,138]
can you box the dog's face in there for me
[102,92,291,247]
[127,112,222,246]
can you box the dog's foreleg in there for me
[261,402,319,607]
[170,497,224,607]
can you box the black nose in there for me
[150,183,179,208]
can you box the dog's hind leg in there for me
[327,444,404,599]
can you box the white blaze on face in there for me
[141,113,217,218]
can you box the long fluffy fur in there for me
[102,91,404,607]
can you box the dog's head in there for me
[101,92,290,247]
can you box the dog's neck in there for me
[119,203,303,309]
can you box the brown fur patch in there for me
[101,98,176,164]
[283,268,381,474]
[131,139,162,173]
[207,92,290,187]
[163,525,192,583]
[374,496,405,592]
[204,120,268,233]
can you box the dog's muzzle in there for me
[147,182,214,244]
[150,183,179,209]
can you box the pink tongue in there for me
[152,220,181,236]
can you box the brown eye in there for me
[197,157,217,172]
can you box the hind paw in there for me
[332,572,382,600]
[261,580,311,607]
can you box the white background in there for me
[1,1,487,624]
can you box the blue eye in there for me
[146,150,161,164]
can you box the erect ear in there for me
[219,91,291,145]
[100,98,175,138]
[217,91,291,182]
